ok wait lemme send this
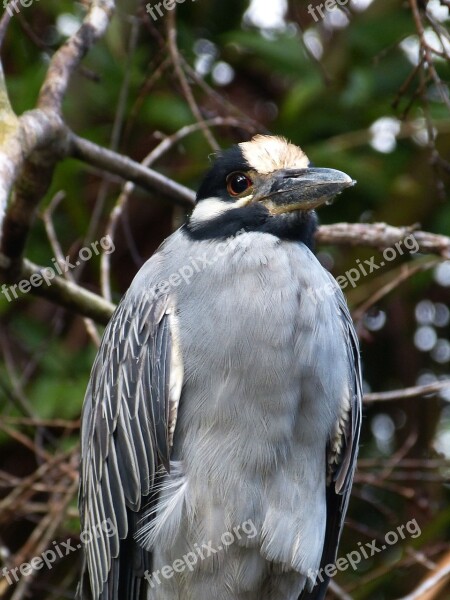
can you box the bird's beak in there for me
[260,167,356,215]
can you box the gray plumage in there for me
[78,135,362,600]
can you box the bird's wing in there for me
[77,284,183,600]
[299,281,362,600]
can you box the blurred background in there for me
[1,0,450,598]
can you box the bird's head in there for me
[187,135,355,248]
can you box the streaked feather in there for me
[77,284,183,600]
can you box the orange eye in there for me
[226,173,253,196]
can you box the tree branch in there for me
[0,0,116,277]
[20,258,115,325]
[316,222,450,258]
[364,380,450,403]
[38,0,115,112]
[0,220,447,327]
[69,134,196,207]
[166,10,220,151]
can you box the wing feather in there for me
[78,284,183,600]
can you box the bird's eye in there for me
[226,172,253,196]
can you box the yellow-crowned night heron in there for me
[78,135,362,600]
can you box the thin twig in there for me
[352,257,440,321]
[397,560,450,600]
[10,479,78,600]
[409,0,450,112]
[82,14,140,257]
[42,192,101,346]
[2,416,80,429]
[38,1,115,112]
[364,380,450,403]
[166,10,220,151]
[146,117,250,165]
[100,117,245,300]
[328,580,353,600]
[181,58,262,134]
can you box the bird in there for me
[77,134,362,600]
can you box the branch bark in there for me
[364,380,450,403]
[0,0,116,278]
[316,222,450,258]
[19,258,115,325]
[38,0,115,113]
[69,134,196,207]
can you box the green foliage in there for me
[1,1,450,598]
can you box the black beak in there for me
[262,167,355,214]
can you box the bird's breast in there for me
[142,231,350,575]
[162,232,349,467]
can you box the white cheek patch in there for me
[190,198,232,226]
[190,196,253,227]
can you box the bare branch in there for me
[328,580,353,600]
[409,0,450,112]
[0,108,68,271]
[69,134,196,207]
[181,58,262,134]
[20,258,115,325]
[2,416,80,429]
[101,116,252,300]
[316,222,450,258]
[352,257,440,321]
[146,117,250,165]
[10,479,78,600]
[42,193,101,346]
[38,0,115,112]
[0,1,116,276]
[166,10,220,151]
[364,380,450,403]
[0,220,447,328]
[397,557,450,600]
